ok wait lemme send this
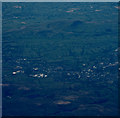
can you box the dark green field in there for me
[2,2,118,116]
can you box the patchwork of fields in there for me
[2,2,118,116]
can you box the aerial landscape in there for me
[2,2,119,116]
